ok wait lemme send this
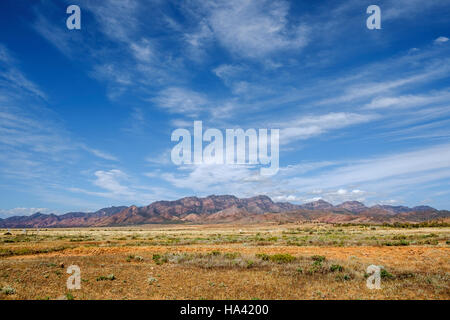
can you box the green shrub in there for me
[152,254,161,261]
[152,254,167,265]
[380,269,394,279]
[1,286,15,295]
[255,253,270,261]
[269,254,296,264]
[383,240,409,246]
[224,252,240,259]
[335,274,351,281]
[311,255,326,263]
[96,274,115,281]
[330,264,344,272]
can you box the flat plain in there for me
[0,222,449,300]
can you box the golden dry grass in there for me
[0,223,449,300]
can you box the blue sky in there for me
[0,0,450,217]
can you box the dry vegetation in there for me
[0,222,449,300]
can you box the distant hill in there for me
[0,206,127,228]
[0,195,448,228]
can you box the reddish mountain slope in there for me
[0,195,448,227]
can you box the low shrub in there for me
[255,253,270,261]
[330,264,344,272]
[311,255,326,263]
[380,269,394,279]
[269,254,296,264]
[1,286,15,295]
[96,274,115,281]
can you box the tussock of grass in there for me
[126,254,144,262]
[1,286,16,295]
[96,274,116,281]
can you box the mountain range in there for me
[0,195,448,228]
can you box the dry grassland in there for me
[0,223,449,300]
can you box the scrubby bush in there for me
[255,253,270,261]
[330,264,344,272]
[269,254,296,264]
[96,274,115,281]
[147,276,158,284]
[311,255,326,263]
[152,254,167,265]
[380,269,394,279]
[1,286,15,295]
[224,252,240,259]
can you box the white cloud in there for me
[130,39,154,62]
[170,119,193,128]
[81,0,139,43]
[185,0,309,59]
[272,194,302,202]
[92,64,132,86]
[79,145,118,161]
[160,143,450,206]
[363,90,450,109]
[213,64,245,81]
[434,36,449,44]
[288,143,450,192]
[384,0,450,20]
[301,197,323,203]
[146,149,172,166]
[69,169,182,205]
[93,170,133,196]
[152,87,209,115]
[317,188,368,204]
[0,207,51,218]
[278,112,378,144]
[162,164,258,194]
[0,45,46,100]
[184,21,214,60]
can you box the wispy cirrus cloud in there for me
[152,87,210,115]
[69,168,181,205]
[286,143,450,194]
[363,89,450,110]
[184,0,309,59]
[277,112,379,144]
[0,44,117,188]
[160,143,450,208]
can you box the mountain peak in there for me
[299,199,334,210]
[337,201,367,213]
